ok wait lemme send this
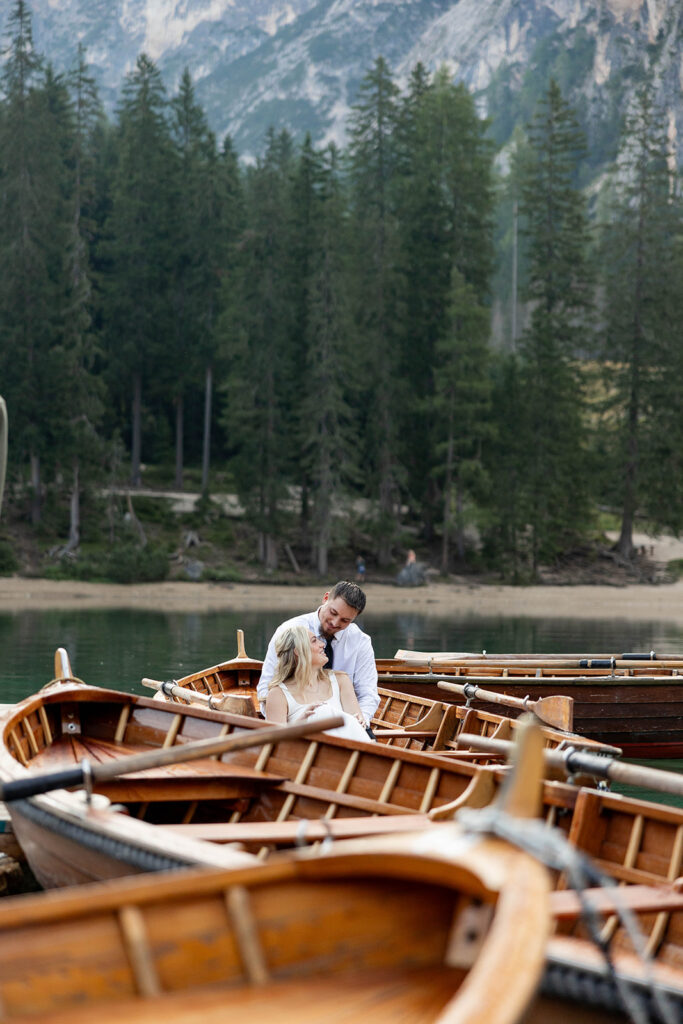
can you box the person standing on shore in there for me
[257,580,379,726]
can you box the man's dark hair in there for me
[330,580,366,614]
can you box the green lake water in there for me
[1,604,682,805]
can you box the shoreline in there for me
[2,576,683,623]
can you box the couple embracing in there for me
[257,581,379,742]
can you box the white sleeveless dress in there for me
[277,673,370,742]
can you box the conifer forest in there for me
[1,0,682,584]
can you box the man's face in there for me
[318,593,358,638]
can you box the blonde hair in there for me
[269,623,325,692]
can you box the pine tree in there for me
[348,57,403,567]
[218,129,295,569]
[484,353,530,580]
[299,145,357,575]
[0,1,69,523]
[433,268,491,572]
[395,65,495,533]
[104,54,177,486]
[598,84,683,556]
[54,44,106,552]
[198,135,244,495]
[168,69,220,490]
[514,80,594,573]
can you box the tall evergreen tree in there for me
[396,65,495,533]
[168,69,219,490]
[348,56,403,567]
[513,79,594,573]
[54,45,106,552]
[598,84,683,556]
[200,135,244,494]
[104,54,177,486]
[0,1,69,522]
[219,129,295,569]
[433,268,491,572]
[300,145,357,575]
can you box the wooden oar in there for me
[0,714,343,803]
[436,679,573,732]
[455,732,683,798]
[141,677,229,710]
[393,650,660,662]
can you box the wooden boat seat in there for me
[165,813,433,845]
[26,965,466,1024]
[27,737,288,803]
[550,884,683,920]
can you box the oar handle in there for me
[142,677,215,707]
[456,732,683,798]
[438,679,526,711]
[1,715,345,801]
[567,751,683,798]
[2,767,86,802]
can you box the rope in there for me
[39,675,88,691]
[457,804,678,1024]
[9,798,195,874]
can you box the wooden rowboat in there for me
[376,657,683,758]
[0,761,551,1024]
[2,679,683,899]
[151,673,618,764]
[147,632,622,762]
[0,712,681,1022]
[153,631,683,756]
[0,657,516,887]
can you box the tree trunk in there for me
[617,396,637,560]
[65,461,80,553]
[616,269,642,562]
[317,531,329,577]
[201,364,212,495]
[131,372,142,487]
[30,452,41,526]
[441,417,455,575]
[174,393,184,491]
[455,476,465,561]
[265,534,278,571]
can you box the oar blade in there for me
[532,694,573,732]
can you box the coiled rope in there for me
[457,804,678,1024]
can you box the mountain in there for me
[1,0,681,165]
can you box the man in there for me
[257,580,379,724]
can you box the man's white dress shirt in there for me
[257,608,379,721]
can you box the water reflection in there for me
[1,606,683,704]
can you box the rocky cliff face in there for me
[1,0,680,165]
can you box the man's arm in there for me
[257,636,279,708]
[351,636,379,720]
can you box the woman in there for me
[265,623,372,742]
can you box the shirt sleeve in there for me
[257,633,279,708]
[352,634,380,719]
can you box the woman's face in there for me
[308,630,328,668]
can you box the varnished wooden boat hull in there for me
[163,659,618,760]
[379,669,683,758]
[5,677,683,914]
[165,640,683,756]
[0,682,510,887]
[0,822,549,1024]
